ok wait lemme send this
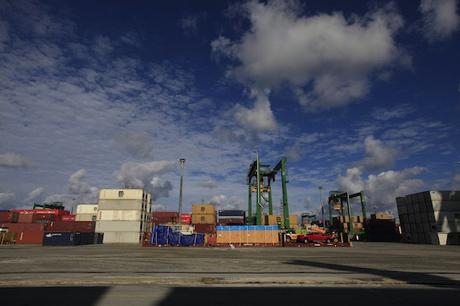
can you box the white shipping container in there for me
[102,231,141,243]
[76,204,98,214]
[99,189,145,200]
[97,210,143,221]
[96,220,143,232]
[76,214,96,221]
[98,199,146,211]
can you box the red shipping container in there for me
[12,209,71,216]
[180,213,192,224]
[152,211,179,224]
[46,221,95,233]
[194,223,216,233]
[0,211,18,223]
[60,215,76,222]
[0,223,45,244]
[33,214,55,223]
[17,214,34,223]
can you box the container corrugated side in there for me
[102,231,141,243]
[95,220,143,232]
[97,210,143,221]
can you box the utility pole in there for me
[178,158,186,224]
[319,186,324,227]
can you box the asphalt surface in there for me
[1,242,459,305]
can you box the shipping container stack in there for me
[333,215,365,233]
[191,204,216,233]
[76,204,98,221]
[1,208,70,245]
[217,210,246,225]
[264,215,298,229]
[397,190,460,245]
[216,225,279,246]
[151,211,179,225]
[96,189,151,243]
[365,213,400,242]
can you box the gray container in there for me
[102,231,141,243]
[96,220,143,232]
[98,199,144,211]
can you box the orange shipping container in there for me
[192,214,216,225]
[192,204,215,215]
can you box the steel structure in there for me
[247,154,290,228]
[327,191,367,234]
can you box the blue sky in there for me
[0,0,459,215]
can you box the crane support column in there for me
[346,193,353,234]
[256,153,262,225]
[268,183,273,215]
[281,158,290,229]
[247,185,252,225]
[360,191,367,224]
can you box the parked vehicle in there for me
[296,233,337,243]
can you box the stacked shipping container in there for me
[96,189,151,243]
[397,190,460,245]
[217,210,245,225]
[192,204,216,233]
[76,204,98,221]
[216,225,279,245]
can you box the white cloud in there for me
[115,161,176,199]
[357,136,398,171]
[338,166,426,212]
[69,169,98,197]
[210,194,244,209]
[24,187,44,203]
[114,131,154,159]
[0,153,32,168]
[233,88,278,132]
[197,178,218,189]
[0,192,15,209]
[213,1,406,110]
[420,0,459,41]
[453,173,460,189]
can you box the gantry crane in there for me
[327,191,367,234]
[247,154,290,228]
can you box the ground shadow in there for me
[0,286,109,306]
[156,287,460,306]
[287,260,460,288]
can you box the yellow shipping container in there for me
[192,204,216,215]
[192,214,216,224]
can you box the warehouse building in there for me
[397,190,460,245]
[96,189,151,243]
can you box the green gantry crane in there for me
[327,191,367,235]
[33,202,65,210]
[247,154,290,229]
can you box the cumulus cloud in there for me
[0,192,15,209]
[45,169,98,207]
[452,173,460,189]
[0,153,32,168]
[338,166,425,211]
[357,136,398,171]
[197,178,218,189]
[69,169,98,197]
[24,187,44,203]
[210,194,244,209]
[233,88,278,133]
[115,131,154,159]
[150,177,174,200]
[213,1,406,111]
[420,0,459,41]
[115,160,177,200]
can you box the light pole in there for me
[178,158,186,224]
[319,186,324,227]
